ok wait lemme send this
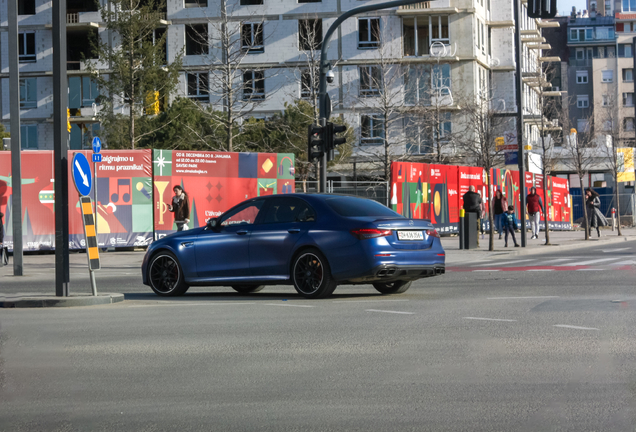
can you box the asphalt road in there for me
[1,242,635,431]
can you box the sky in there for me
[562,0,587,15]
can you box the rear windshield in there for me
[325,197,402,217]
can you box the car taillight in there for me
[350,228,392,240]
[426,229,440,238]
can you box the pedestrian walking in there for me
[462,186,482,246]
[492,189,508,239]
[585,188,607,237]
[168,185,190,232]
[0,211,7,266]
[502,205,520,247]
[478,191,486,239]
[526,187,544,240]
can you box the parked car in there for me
[142,194,445,298]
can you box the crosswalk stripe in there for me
[557,257,618,266]
[532,258,577,266]
[595,248,632,253]
[472,259,536,267]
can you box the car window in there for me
[325,197,401,217]
[260,198,316,224]
[220,200,264,226]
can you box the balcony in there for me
[396,0,457,15]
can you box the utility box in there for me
[462,212,479,249]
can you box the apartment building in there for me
[1,0,550,165]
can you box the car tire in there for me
[373,281,412,295]
[232,285,265,294]
[148,251,189,297]
[291,248,338,299]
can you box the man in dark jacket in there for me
[526,187,544,240]
[462,186,482,246]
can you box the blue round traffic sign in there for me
[72,153,92,197]
[92,136,101,153]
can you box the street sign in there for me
[92,153,102,163]
[92,136,101,153]
[72,152,92,197]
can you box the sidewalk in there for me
[442,227,636,264]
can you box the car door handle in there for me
[180,241,194,247]
[236,230,249,235]
[288,228,301,233]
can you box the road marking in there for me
[473,269,500,272]
[557,257,618,266]
[527,269,554,271]
[533,258,577,265]
[333,299,410,303]
[366,309,414,315]
[488,296,560,300]
[265,303,315,308]
[553,324,599,331]
[576,268,604,271]
[595,248,631,253]
[609,260,636,266]
[127,302,258,308]
[463,317,517,322]
[472,259,536,267]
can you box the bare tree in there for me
[454,88,509,251]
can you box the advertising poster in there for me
[67,150,154,249]
[550,176,572,230]
[153,150,295,239]
[428,164,458,232]
[617,147,635,183]
[0,151,56,251]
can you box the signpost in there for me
[92,136,102,163]
[72,152,99,296]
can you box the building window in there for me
[625,117,635,131]
[243,70,265,100]
[576,70,588,84]
[20,125,37,149]
[360,115,385,146]
[624,92,634,106]
[187,72,209,102]
[358,18,380,49]
[300,69,318,99]
[619,44,633,57]
[241,0,263,4]
[185,0,208,6]
[605,0,612,12]
[569,28,586,41]
[601,70,613,82]
[602,94,610,106]
[241,22,264,53]
[577,95,589,108]
[19,32,36,63]
[576,48,584,60]
[623,68,634,82]
[299,19,322,51]
[404,113,451,155]
[404,63,451,105]
[403,16,449,57]
[19,78,37,109]
[623,0,636,11]
[69,76,99,109]
[18,0,35,15]
[185,24,208,55]
[359,66,381,96]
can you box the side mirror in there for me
[206,218,218,230]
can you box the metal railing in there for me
[295,181,390,206]
[570,193,636,226]
[399,1,431,8]
[67,13,79,23]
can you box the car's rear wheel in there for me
[373,280,412,294]
[292,249,337,299]
[148,251,189,296]
[232,285,265,294]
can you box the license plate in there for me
[397,231,424,241]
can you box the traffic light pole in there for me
[317,0,425,192]
[513,0,527,247]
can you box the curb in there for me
[0,293,125,308]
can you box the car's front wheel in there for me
[148,251,189,296]
[373,281,412,294]
[291,249,337,299]
[232,285,265,294]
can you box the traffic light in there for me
[308,123,325,163]
[325,122,347,162]
[527,0,557,18]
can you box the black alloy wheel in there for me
[372,280,412,294]
[292,249,337,299]
[148,252,189,296]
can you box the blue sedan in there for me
[141,194,445,299]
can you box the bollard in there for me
[612,207,616,231]
[459,208,465,250]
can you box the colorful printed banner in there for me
[617,148,635,183]
[391,162,573,233]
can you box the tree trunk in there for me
[487,170,494,251]
[542,170,550,245]
[615,172,622,235]
[581,184,589,240]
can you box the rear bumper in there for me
[344,264,446,284]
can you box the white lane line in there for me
[472,259,536,267]
[527,269,554,272]
[488,296,560,300]
[265,303,315,308]
[128,302,258,308]
[609,260,636,266]
[553,324,599,331]
[473,269,500,272]
[463,317,517,322]
[333,299,410,303]
[533,258,577,266]
[557,257,618,266]
[595,248,631,253]
[366,309,414,315]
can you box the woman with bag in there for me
[492,189,508,239]
[585,188,607,238]
[168,185,190,232]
